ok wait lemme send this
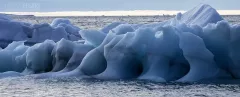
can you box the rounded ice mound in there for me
[31,20,80,42]
[22,40,55,74]
[0,16,82,46]
[101,22,124,33]
[79,47,107,76]
[57,23,81,38]
[51,26,68,41]
[79,32,120,76]
[31,23,55,42]
[5,41,26,51]
[51,39,75,72]
[112,24,134,35]
[79,30,106,47]
[34,43,94,79]
[51,18,72,27]
[0,20,28,41]
[0,41,28,72]
[51,18,81,41]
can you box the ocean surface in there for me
[12,15,240,29]
[1,76,240,97]
[0,16,239,97]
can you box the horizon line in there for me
[1,10,240,16]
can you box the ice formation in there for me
[23,40,55,74]
[0,41,28,72]
[0,14,12,21]
[0,17,81,48]
[0,4,240,83]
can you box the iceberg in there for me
[0,4,239,83]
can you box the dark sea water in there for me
[1,76,240,97]
[1,16,239,97]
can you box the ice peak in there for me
[180,4,223,27]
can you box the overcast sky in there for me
[0,0,239,12]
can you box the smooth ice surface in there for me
[0,4,239,83]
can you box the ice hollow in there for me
[138,26,182,82]
[50,39,75,72]
[93,32,143,79]
[22,40,55,74]
[34,43,94,79]
[177,32,223,82]
[79,32,120,76]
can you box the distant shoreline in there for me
[1,10,240,17]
